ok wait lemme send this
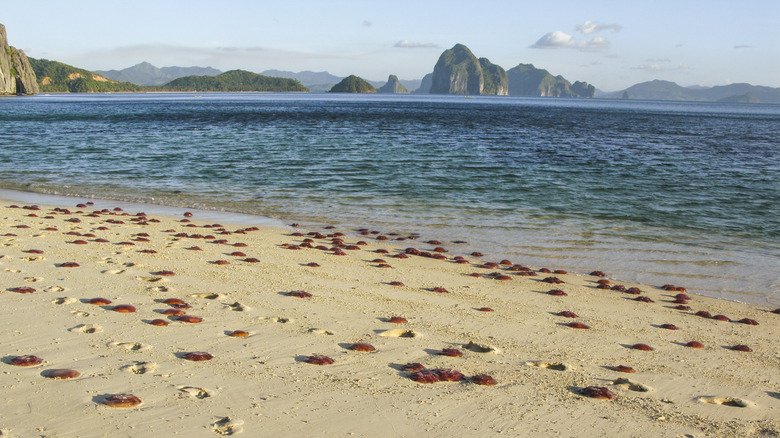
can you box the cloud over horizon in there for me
[394,40,439,49]
[530,31,609,51]
[577,20,622,34]
[632,62,691,73]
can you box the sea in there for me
[0,93,778,306]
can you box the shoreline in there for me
[0,194,777,436]
[1,186,775,308]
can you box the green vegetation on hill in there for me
[506,63,594,98]
[329,75,376,93]
[157,70,307,92]
[30,58,142,93]
[479,58,508,95]
[429,44,508,95]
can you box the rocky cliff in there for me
[0,24,38,95]
[377,74,409,94]
[506,63,594,98]
[430,44,508,95]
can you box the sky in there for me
[3,0,779,91]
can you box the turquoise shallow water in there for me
[1,93,778,305]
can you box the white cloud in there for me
[530,31,609,51]
[394,40,439,49]
[577,20,622,34]
[632,63,690,72]
[362,20,372,27]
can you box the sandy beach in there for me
[0,197,777,437]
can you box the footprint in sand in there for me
[227,302,249,312]
[121,361,157,374]
[261,316,293,324]
[123,262,136,267]
[178,386,214,399]
[99,257,117,264]
[525,361,571,371]
[52,297,76,305]
[103,269,126,275]
[147,285,171,293]
[22,256,44,261]
[44,286,65,293]
[463,341,502,354]
[308,328,334,335]
[212,417,244,435]
[70,324,104,334]
[612,378,652,392]
[192,293,225,300]
[24,277,43,282]
[697,396,752,408]
[379,328,421,338]
[137,276,165,283]
[4,268,21,273]
[70,310,92,317]
[108,342,150,351]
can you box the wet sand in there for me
[0,199,777,437]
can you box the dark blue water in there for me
[1,93,778,305]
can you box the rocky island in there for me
[429,44,508,95]
[329,75,376,93]
[419,43,594,98]
[507,63,595,98]
[376,75,409,94]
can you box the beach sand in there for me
[0,198,777,437]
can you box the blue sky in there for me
[4,0,779,90]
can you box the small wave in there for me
[642,259,742,266]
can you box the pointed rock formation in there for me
[0,24,38,95]
[429,44,508,95]
[377,75,409,94]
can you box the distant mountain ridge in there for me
[602,79,780,103]
[95,62,221,86]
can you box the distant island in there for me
[30,58,142,93]
[329,75,376,93]
[377,75,408,94]
[156,70,307,92]
[429,44,508,95]
[3,22,780,102]
[28,58,307,93]
[419,43,593,98]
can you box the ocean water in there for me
[1,93,778,305]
